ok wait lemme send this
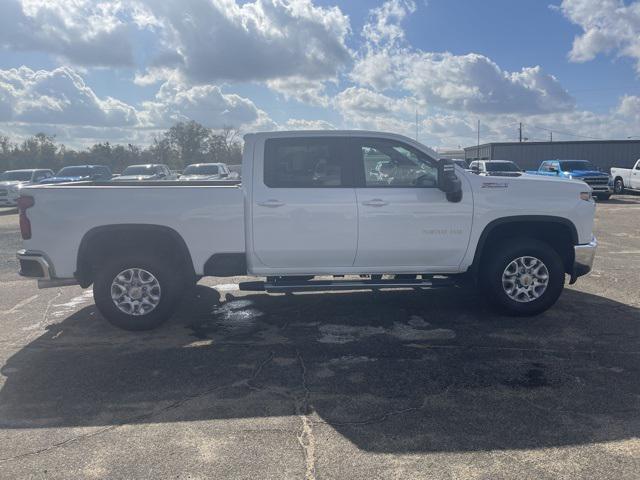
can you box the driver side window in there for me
[358,139,437,188]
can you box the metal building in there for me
[463,140,640,171]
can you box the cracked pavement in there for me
[0,197,639,479]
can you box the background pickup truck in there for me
[16,131,597,331]
[611,159,640,194]
[526,160,612,200]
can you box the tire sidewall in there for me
[94,254,182,331]
[614,179,624,194]
[482,239,565,316]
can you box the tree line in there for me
[0,121,243,174]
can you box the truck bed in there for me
[21,182,245,278]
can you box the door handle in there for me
[257,199,285,208]
[362,199,389,207]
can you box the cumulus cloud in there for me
[0,67,138,126]
[140,79,275,130]
[556,0,640,71]
[267,77,330,107]
[351,1,575,115]
[284,118,336,130]
[0,0,134,67]
[139,0,352,83]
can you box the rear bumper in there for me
[17,249,78,288]
[17,249,53,279]
[570,236,597,284]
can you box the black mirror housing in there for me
[438,159,463,203]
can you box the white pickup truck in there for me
[16,131,597,330]
[611,159,640,194]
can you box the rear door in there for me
[251,136,358,269]
[351,137,473,270]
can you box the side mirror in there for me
[471,165,480,174]
[549,167,558,173]
[438,159,463,203]
[219,172,228,178]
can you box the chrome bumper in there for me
[570,237,597,284]
[16,250,78,288]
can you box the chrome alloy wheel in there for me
[501,256,549,303]
[110,268,161,316]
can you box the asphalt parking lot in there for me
[0,198,639,479]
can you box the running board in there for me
[239,277,456,293]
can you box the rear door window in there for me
[264,137,351,188]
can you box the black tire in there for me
[93,253,184,331]
[614,178,625,194]
[596,194,611,201]
[480,238,565,316]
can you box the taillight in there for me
[17,195,35,240]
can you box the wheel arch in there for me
[470,216,578,281]
[75,224,196,288]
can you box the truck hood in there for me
[111,175,157,181]
[38,176,89,184]
[564,170,608,178]
[0,181,26,187]
[178,174,221,181]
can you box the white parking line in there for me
[1,294,38,315]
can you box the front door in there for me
[251,136,358,269]
[631,160,640,189]
[352,137,473,270]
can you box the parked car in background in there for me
[450,159,469,170]
[111,164,175,182]
[17,130,597,331]
[0,169,54,206]
[527,160,612,200]
[39,165,112,185]
[469,160,522,176]
[179,163,230,181]
[611,159,640,194]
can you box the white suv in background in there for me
[0,169,54,207]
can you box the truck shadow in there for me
[1,286,638,453]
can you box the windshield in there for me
[184,165,219,175]
[560,161,595,172]
[0,171,32,181]
[57,166,91,177]
[486,162,520,172]
[122,166,156,176]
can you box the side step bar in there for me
[239,277,456,293]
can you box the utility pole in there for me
[550,131,553,142]
[519,122,523,143]
[415,109,418,141]
[477,119,480,158]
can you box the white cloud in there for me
[362,0,416,47]
[0,67,138,126]
[140,79,275,131]
[267,77,330,107]
[284,118,336,130]
[0,0,134,67]
[557,0,640,71]
[139,0,352,83]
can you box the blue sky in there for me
[0,0,639,150]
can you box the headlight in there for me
[580,192,592,201]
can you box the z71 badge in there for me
[481,182,508,189]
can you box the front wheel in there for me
[614,178,625,194]
[93,254,183,331]
[481,239,565,316]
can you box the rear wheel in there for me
[481,238,565,316]
[614,178,625,194]
[93,254,183,331]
